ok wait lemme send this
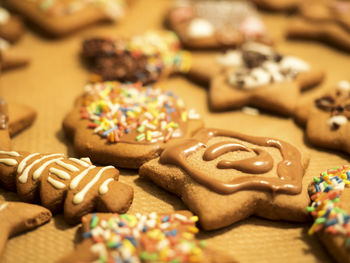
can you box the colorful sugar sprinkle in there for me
[81,81,200,144]
[307,165,350,244]
[83,213,204,263]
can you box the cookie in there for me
[0,98,11,150]
[0,150,133,224]
[63,81,203,169]
[0,201,52,257]
[166,0,272,49]
[250,0,302,12]
[296,80,350,155]
[139,128,311,230]
[82,30,192,84]
[0,7,25,43]
[307,165,350,263]
[286,0,350,52]
[0,41,30,71]
[8,102,37,137]
[205,42,324,114]
[59,211,236,263]
[3,0,127,37]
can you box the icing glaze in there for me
[47,176,66,189]
[0,202,8,212]
[69,157,90,167]
[49,167,71,180]
[0,151,20,157]
[0,158,18,166]
[99,178,114,194]
[70,165,96,190]
[33,157,64,180]
[73,166,114,204]
[17,153,40,174]
[56,160,80,172]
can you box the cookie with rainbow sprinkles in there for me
[63,81,203,169]
[308,165,350,263]
[58,211,236,263]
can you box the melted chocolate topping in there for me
[315,89,350,119]
[160,128,304,195]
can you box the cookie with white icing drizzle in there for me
[166,0,272,49]
[0,201,51,257]
[189,42,324,115]
[295,80,350,155]
[0,150,134,224]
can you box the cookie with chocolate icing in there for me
[139,128,310,230]
[0,7,25,43]
[286,0,350,52]
[63,81,203,169]
[0,150,133,224]
[166,0,272,49]
[59,211,236,263]
[202,42,324,115]
[0,201,52,257]
[307,165,350,263]
[296,80,350,155]
[82,31,192,84]
[250,0,302,12]
[3,0,127,37]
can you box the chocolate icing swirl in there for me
[160,128,304,195]
[0,98,9,129]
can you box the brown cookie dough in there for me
[250,0,302,12]
[286,0,350,52]
[59,211,236,263]
[139,128,311,230]
[0,98,11,150]
[202,42,324,115]
[0,46,30,71]
[296,80,350,155]
[166,0,272,49]
[0,150,134,224]
[0,201,52,257]
[307,165,350,263]
[0,7,25,43]
[8,102,37,137]
[3,0,127,37]
[63,81,204,169]
[82,31,192,84]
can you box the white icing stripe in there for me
[73,166,114,204]
[49,167,71,180]
[56,160,80,172]
[0,150,20,157]
[0,203,8,212]
[18,154,63,183]
[99,178,114,194]
[17,153,40,174]
[70,165,96,190]
[69,158,90,167]
[32,157,64,180]
[80,157,92,164]
[47,176,66,189]
[0,158,18,166]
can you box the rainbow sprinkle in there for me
[307,165,350,244]
[82,213,205,263]
[81,81,200,143]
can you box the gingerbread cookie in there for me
[307,165,350,263]
[0,150,133,224]
[59,211,236,263]
[140,128,310,230]
[82,30,192,84]
[0,7,25,43]
[7,102,37,137]
[0,201,52,257]
[286,0,350,52]
[63,81,203,169]
[166,0,272,49]
[0,40,30,71]
[205,42,324,114]
[250,0,302,12]
[0,98,11,150]
[3,0,127,37]
[296,80,350,155]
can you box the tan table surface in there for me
[1,0,350,262]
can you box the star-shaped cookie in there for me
[295,80,350,155]
[287,0,350,52]
[140,128,310,230]
[190,42,324,115]
[59,212,236,263]
[0,201,52,256]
